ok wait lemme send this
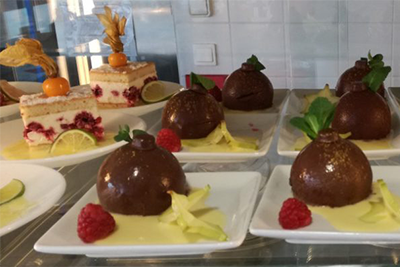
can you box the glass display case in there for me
[1,0,400,266]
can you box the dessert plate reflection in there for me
[34,172,261,258]
[0,82,42,119]
[250,165,400,244]
[99,81,184,116]
[149,113,280,163]
[0,162,66,237]
[0,111,146,168]
[278,89,400,160]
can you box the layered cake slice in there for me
[89,62,158,108]
[20,86,104,146]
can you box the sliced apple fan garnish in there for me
[359,180,400,223]
[159,185,228,241]
[181,121,258,150]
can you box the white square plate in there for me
[249,165,400,244]
[149,113,279,163]
[35,172,261,258]
[148,90,289,163]
[278,89,400,160]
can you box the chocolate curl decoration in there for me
[96,6,127,53]
[0,38,58,78]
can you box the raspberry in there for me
[208,86,222,102]
[278,198,312,229]
[156,128,181,152]
[77,203,116,243]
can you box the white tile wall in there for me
[393,24,400,78]
[172,0,400,88]
[171,0,229,23]
[228,0,283,23]
[175,23,233,82]
[395,0,400,23]
[230,24,286,77]
[347,0,393,23]
[347,23,393,64]
[288,0,339,23]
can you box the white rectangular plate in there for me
[149,113,279,163]
[35,172,261,258]
[148,90,288,163]
[278,89,400,160]
[249,165,400,244]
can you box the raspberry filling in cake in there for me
[89,62,158,108]
[23,122,56,142]
[20,86,104,146]
[60,111,104,140]
[92,85,103,98]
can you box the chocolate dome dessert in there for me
[336,59,385,97]
[290,129,372,207]
[332,84,391,140]
[97,133,187,215]
[222,56,273,111]
[162,83,224,139]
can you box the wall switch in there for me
[193,44,217,66]
[189,0,211,16]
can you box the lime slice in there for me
[50,129,97,156]
[141,81,174,103]
[0,179,25,206]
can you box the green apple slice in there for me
[220,121,257,150]
[377,179,400,221]
[359,202,389,223]
[168,190,228,241]
[159,185,210,223]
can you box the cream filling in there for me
[22,108,101,146]
[90,73,156,104]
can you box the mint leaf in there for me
[246,55,266,71]
[363,51,391,92]
[362,66,391,92]
[114,125,132,142]
[305,114,319,137]
[308,97,336,129]
[290,96,336,140]
[190,72,215,90]
[290,117,317,139]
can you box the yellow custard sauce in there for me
[1,133,115,160]
[95,201,226,245]
[182,137,258,153]
[309,186,400,233]
[0,197,34,228]
[294,136,392,151]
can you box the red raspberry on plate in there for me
[156,128,181,152]
[77,203,116,243]
[208,85,222,102]
[279,198,312,229]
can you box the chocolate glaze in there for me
[332,88,391,140]
[335,59,385,97]
[222,63,274,111]
[97,134,187,216]
[162,84,224,139]
[290,129,372,207]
